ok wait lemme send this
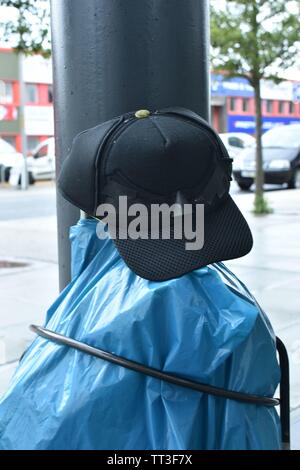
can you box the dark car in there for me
[233,124,300,190]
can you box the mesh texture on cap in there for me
[113,196,253,281]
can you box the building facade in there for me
[211,73,300,134]
[1,47,300,154]
[0,48,54,153]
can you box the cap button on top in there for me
[135,109,150,119]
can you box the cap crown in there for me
[104,115,217,196]
[58,108,232,215]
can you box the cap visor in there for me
[112,196,253,281]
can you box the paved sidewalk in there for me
[229,189,300,411]
[229,188,300,449]
[0,184,58,395]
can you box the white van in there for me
[0,138,23,182]
[9,138,55,186]
[29,137,56,182]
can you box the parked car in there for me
[9,137,55,186]
[233,124,300,190]
[220,132,255,158]
[29,137,55,182]
[0,138,23,182]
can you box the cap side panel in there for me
[58,118,120,214]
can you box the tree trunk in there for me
[254,79,264,200]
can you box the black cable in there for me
[30,325,279,407]
[276,337,290,449]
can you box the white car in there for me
[219,132,256,159]
[29,137,55,182]
[9,137,55,186]
[0,138,24,182]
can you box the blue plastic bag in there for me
[0,219,281,449]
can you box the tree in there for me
[0,0,51,57]
[211,0,300,213]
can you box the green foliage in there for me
[0,0,51,57]
[253,193,273,214]
[211,0,300,85]
[211,0,299,211]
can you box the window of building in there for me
[266,100,273,113]
[26,84,39,103]
[242,98,249,112]
[288,101,295,114]
[27,137,41,153]
[0,81,13,104]
[229,97,236,111]
[278,101,285,114]
[48,85,53,103]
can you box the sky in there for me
[0,1,51,50]
[211,0,300,80]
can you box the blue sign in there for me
[211,74,254,98]
[228,115,300,134]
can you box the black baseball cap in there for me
[58,107,253,281]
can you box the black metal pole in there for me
[51,0,210,290]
